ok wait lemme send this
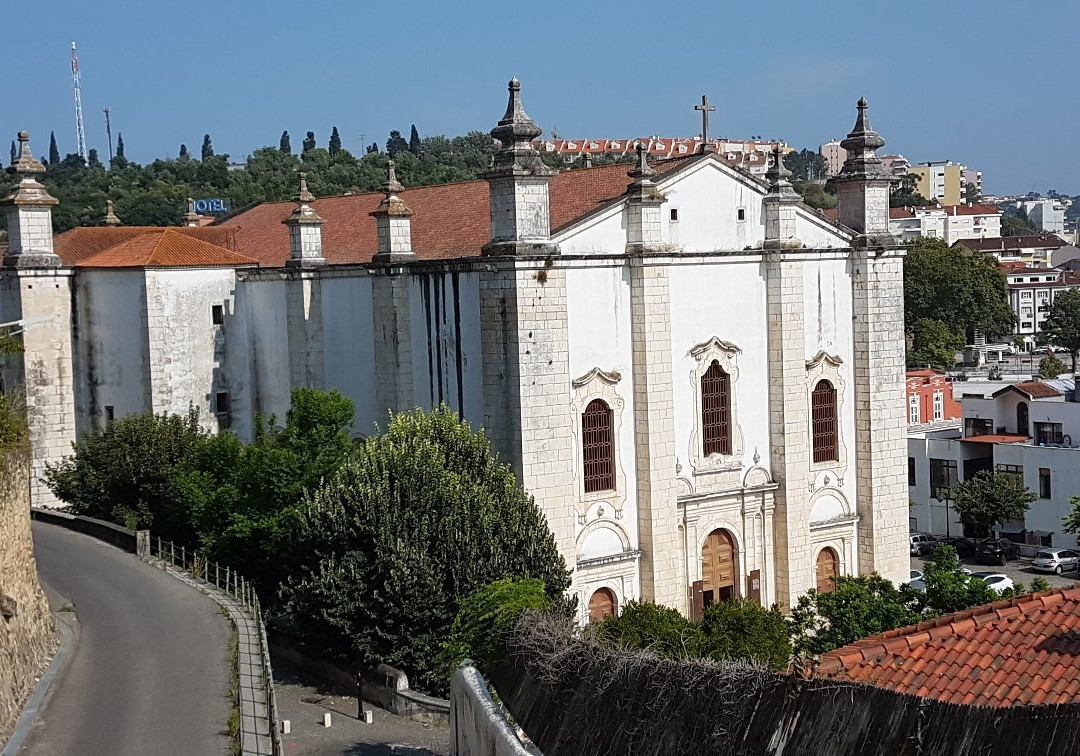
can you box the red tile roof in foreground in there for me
[54,226,240,266]
[76,229,257,268]
[218,156,701,267]
[814,586,1080,707]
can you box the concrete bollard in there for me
[362,710,373,724]
[281,720,291,735]
[323,712,332,728]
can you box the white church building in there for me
[2,80,909,620]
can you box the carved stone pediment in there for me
[572,367,622,389]
[689,336,742,361]
[805,351,843,371]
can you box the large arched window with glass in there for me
[582,399,615,493]
[811,380,838,463]
[701,360,732,456]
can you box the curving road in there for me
[20,523,231,755]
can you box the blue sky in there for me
[1,0,1075,195]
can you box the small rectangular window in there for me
[737,208,746,222]
[212,304,224,325]
[105,406,114,423]
[216,392,231,429]
[669,208,679,221]
[1040,467,1052,499]
[908,457,916,486]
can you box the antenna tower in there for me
[71,41,87,160]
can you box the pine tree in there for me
[302,131,316,153]
[386,130,409,157]
[87,148,100,167]
[409,125,421,155]
[116,133,125,158]
[367,143,378,154]
[201,134,213,160]
[179,144,189,159]
[48,131,60,165]
[9,141,15,165]
[279,130,291,153]
[328,127,342,157]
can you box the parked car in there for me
[975,538,1021,565]
[1032,549,1080,574]
[910,534,939,556]
[908,578,926,592]
[910,569,923,582]
[939,537,977,559]
[971,572,1015,594]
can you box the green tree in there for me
[178,144,189,159]
[965,181,981,204]
[437,577,550,678]
[1061,496,1080,538]
[116,133,124,158]
[87,148,100,168]
[328,127,342,157]
[789,574,922,656]
[9,141,15,165]
[920,545,995,613]
[279,405,569,693]
[386,130,409,158]
[201,134,213,160]
[904,238,1014,343]
[409,125,422,155]
[1040,288,1080,371]
[794,181,837,209]
[1038,354,1068,379]
[890,172,930,207]
[279,130,291,153]
[698,599,792,669]
[908,317,962,370]
[48,131,60,165]
[1002,208,1037,236]
[302,131,316,153]
[597,601,702,659]
[952,470,1035,542]
[43,408,207,542]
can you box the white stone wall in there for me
[321,275,378,435]
[488,178,551,242]
[73,269,150,434]
[837,181,890,236]
[285,272,325,392]
[144,268,239,432]
[289,224,324,261]
[376,216,413,255]
[229,274,291,440]
[7,207,54,257]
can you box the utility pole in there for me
[71,42,87,160]
[103,107,113,162]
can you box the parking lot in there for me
[911,553,1080,591]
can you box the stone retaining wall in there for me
[0,446,55,743]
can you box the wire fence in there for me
[148,537,283,756]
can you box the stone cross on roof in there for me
[694,94,716,145]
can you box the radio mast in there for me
[71,42,86,160]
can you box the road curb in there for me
[1,591,77,756]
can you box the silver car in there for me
[1032,549,1080,574]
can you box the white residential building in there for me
[1020,199,1067,234]
[909,380,1080,548]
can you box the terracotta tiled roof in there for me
[54,226,240,266]
[77,229,258,268]
[993,381,1064,400]
[960,433,1030,444]
[815,586,1080,707]
[218,157,702,267]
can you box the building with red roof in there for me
[3,83,913,619]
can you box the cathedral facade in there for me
[2,82,908,619]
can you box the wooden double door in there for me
[700,529,738,608]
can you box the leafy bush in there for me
[1038,354,1068,379]
[280,405,569,694]
[789,574,922,657]
[44,407,207,542]
[1030,576,1052,593]
[597,601,702,659]
[920,546,995,614]
[438,577,550,677]
[698,599,792,670]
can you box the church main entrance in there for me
[700,529,738,609]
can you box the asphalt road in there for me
[911,553,1080,591]
[20,523,231,756]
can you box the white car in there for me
[971,572,1014,594]
[909,570,923,582]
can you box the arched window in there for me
[582,399,615,493]
[701,360,732,456]
[816,547,839,593]
[811,380,838,463]
[588,588,618,623]
[1017,401,1029,437]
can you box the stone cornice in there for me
[572,367,622,389]
[806,351,843,371]
[688,336,742,360]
